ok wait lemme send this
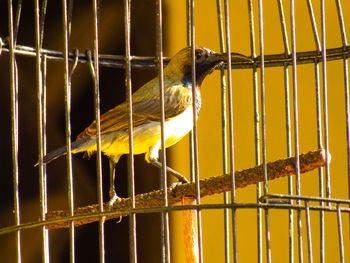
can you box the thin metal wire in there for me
[247,1,263,262]
[277,0,290,54]
[222,1,238,262]
[258,0,267,196]
[342,45,350,263]
[4,199,350,236]
[86,50,105,263]
[7,1,21,262]
[320,1,330,261]
[315,56,325,263]
[13,0,22,46]
[185,2,199,263]
[189,1,204,262]
[257,0,271,262]
[276,1,293,262]
[305,1,325,262]
[42,53,48,194]
[335,0,348,46]
[305,201,313,263]
[39,0,47,48]
[2,43,350,69]
[90,0,105,262]
[290,0,303,261]
[321,0,331,203]
[336,204,345,263]
[34,0,50,261]
[216,1,230,262]
[62,0,75,261]
[186,0,191,49]
[284,64,294,263]
[334,0,350,246]
[68,0,74,38]
[156,0,171,262]
[40,3,49,243]
[261,194,350,205]
[41,53,50,263]
[186,0,196,186]
[2,198,350,236]
[123,0,137,262]
[306,0,321,52]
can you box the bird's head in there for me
[164,46,225,88]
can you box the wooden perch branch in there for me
[45,149,329,229]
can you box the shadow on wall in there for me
[0,1,168,262]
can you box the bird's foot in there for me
[149,159,189,183]
[169,181,183,197]
[107,191,123,223]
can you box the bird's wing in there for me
[76,86,193,140]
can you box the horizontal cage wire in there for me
[0,0,349,262]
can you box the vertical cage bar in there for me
[39,0,47,48]
[336,204,345,263]
[124,0,137,262]
[186,0,191,48]
[321,0,331,202]
[42,54,48,199]
[7,1,21,261]
[335,0,348,46]
[342,33,350,257]
[284,62,294,263]
[320,1,330,260]
[335,0,350,181]
[277,0,290,53]
[156,0,171,262]
[222,1,238,262]
[41,53,50,261]
[305,1,325,261]
[189,1,204,262]
[62,0,75,261]
[290,0,303,262]
[13,0,22,45]
[305,202,313,263]
[257,0,271,261]
[34,0,50,261]
[67,0,73,38]
[40,3,49,260]
[91,0,105,262]
[276,1,293,262]
[186,0,195,183]
[306,0,321,51]
[314,60,325,263]
[216,1,230,262]
[247,1,263,262]
[334,0,350,244]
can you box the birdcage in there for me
[0,0,349,262]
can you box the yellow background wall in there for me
[167,1,350,262]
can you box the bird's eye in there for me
[195,51,203,59]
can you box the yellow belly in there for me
[102,106,195,157]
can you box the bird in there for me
[39,46,251,206]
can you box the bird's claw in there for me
[108,191,121,211]
[107,193,123,223]
[169,181,183,197]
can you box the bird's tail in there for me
[35,137,94,166]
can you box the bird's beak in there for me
[219,52,253,63]
[207,52,252,70]
[209,51,227,63]
[205,52,228,69]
